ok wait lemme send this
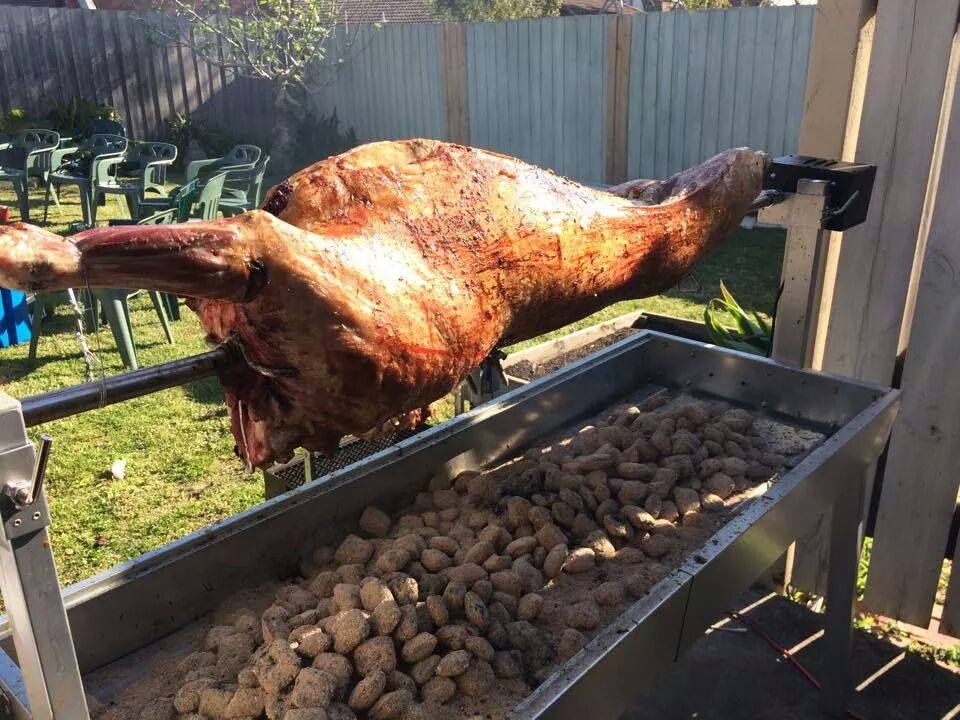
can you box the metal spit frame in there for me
[0,330,898,720]
[0,174,874,719]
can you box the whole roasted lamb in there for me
[0,140,765,466]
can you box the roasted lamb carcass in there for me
[0,140,765,466]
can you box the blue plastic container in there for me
[0,289,32,348]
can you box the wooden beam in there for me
[605,15,632,185]
[439,24,470,145]
[932,35,960,639]
[778,0,877,596]
[867,24,960,629]
[816,0,960,387]
[797,0,875,159]
[789,0,960,599]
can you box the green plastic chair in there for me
[186,144,261,184]
[134,171,225,223]
[0,129,60,221]
[86,205,181,369]
[138,208,182,320]
[136,177,200,221]
[193,171,228,220]
[43,134,127,226]
[105,207,184,320]
[88,287,174,370]
[42,138,81,215]
[219,155,271,217]
[27,282,174,369]
[93,141,177,223]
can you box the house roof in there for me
[560,0,642,14]
[338,0,438,23]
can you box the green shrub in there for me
[46,98,118,136]
[0,109,34,135]
[164,112,240,168]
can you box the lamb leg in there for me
[0,219,259,301]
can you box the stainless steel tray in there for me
[0,331,899,718]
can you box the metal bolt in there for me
[32,511,40,521]
[13,519,21,527]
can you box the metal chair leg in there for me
[15,178,29,222]
[88,190,99,226]
[42,182,51,224]
[148,291,174,344]
[47,181,60,215]
[162,293,181,321]
[26,294,43,367]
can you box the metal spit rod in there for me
[749,189,784,212]
[16,192,783,430]
[20,346,238,428]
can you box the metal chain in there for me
[64,288,100,384]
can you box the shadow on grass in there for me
[184,376,227,405]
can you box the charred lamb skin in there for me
[0,140,765,466]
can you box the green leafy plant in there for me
[430,0,561,21]
[0,109,34,135]
[703,281,772,356]
[46,98,118,136]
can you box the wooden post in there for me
[867,26,960,628]
[439,24,470,145]
[815,0,960,387]
[786,0,960,598]
[796,0,875,159]
[605,15,632,185]
[770,0,875,595]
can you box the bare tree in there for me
[145,0,366,170]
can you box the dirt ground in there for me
[625,588,960,720]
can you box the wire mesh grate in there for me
[270,426,424,490]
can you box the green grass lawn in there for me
[0,182,784,588]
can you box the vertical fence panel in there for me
[683,11,708,169]
[785,6,814,155]
[15,11,42,114]
[716,8,740,153]
[731,8,758,149]
[0,9,17,117]
[748,7,778,154]
[699,10,724,161]
[46,9,69,107]
[766,6,795,157]
[653,12,674,178]
[667,12,689,175]
[62,10,87,109]
[562,19,580,177]
[528,21,541,162]
[109,12,138,138]
[549,19,564,171]
[629,12,658,179]
[588,15,606,183]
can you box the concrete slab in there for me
[624,590,960,719]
